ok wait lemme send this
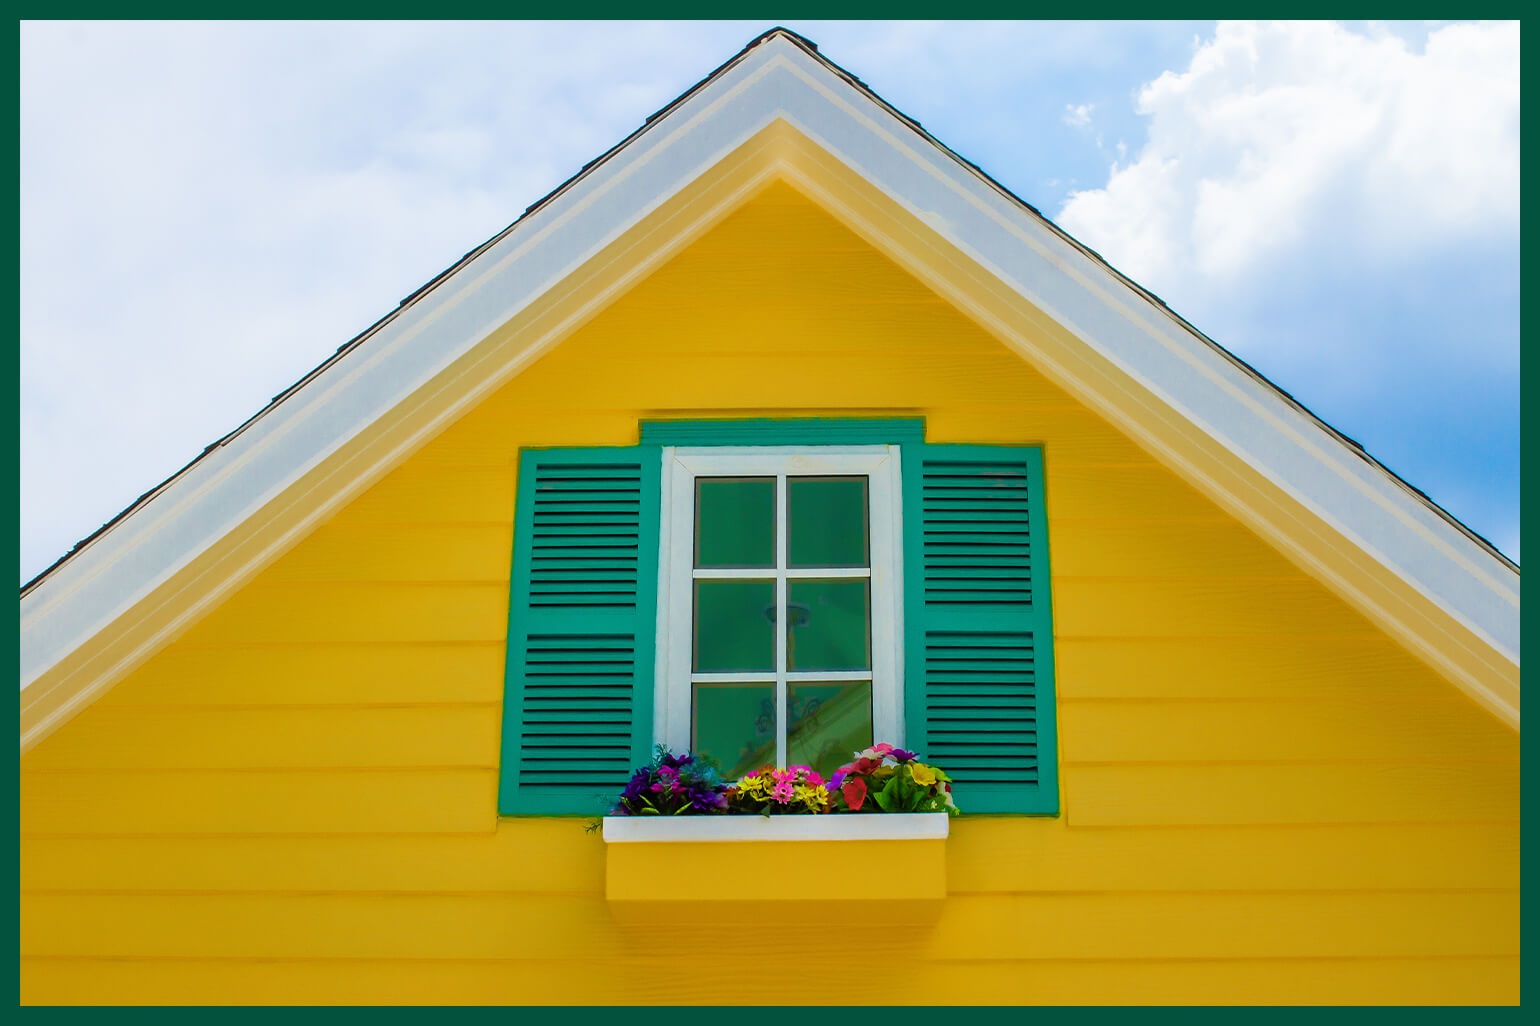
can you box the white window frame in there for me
[653,445,904,766]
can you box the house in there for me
[19,29,1518,1005]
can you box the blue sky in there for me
[18,20,1520,585]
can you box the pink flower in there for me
[771,781,795,802]
[804,770,825,787]
[650,765,682,794]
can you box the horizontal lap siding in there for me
[19,181,1518,1004]
[20,821,1519,894]
[18,957,1521,1006]
[20,892,1520,960]
[21,770,497,834]
[92,644,506,707]
[21,707,502,770]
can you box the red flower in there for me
[842,777,867,811]
[852,757,878,774]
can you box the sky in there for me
[18,20,1520,587]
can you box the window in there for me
[655,447,901,780]
[498,419,1058,816]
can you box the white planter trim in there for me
[602,812,949,843]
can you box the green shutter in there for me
[901,444,1059,814]
[498,446,660,815]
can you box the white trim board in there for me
[20,30,1518,749]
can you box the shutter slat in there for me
[903,445,1059,815]
[500,448,659,815]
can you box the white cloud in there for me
[1057,21,1519,294]
[1063,103,1094,127]
[1054,20,1519,563]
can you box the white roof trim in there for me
[20,31,1517,730]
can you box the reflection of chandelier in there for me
[749,693,825,738]
[719,599,863,777]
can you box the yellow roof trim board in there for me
[19,30,1518,753]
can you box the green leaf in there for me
[877,768,911,812]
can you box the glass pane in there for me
[694,579,775,672]
[696,477,775,568]
[788,682,873,779]
[788,477,868,568]
[694,682,776,779]
[786,579,870,670]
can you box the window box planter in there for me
[602,812,949,904]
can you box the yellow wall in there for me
[20,181,1519,1005]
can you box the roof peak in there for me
[746,26,818,52]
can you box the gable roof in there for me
[20,28,1519,751]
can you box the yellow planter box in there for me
[603,814,949,904]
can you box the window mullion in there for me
[784,567,869,579]
[693,567,777,579]
[775,471,788,768]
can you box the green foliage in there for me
[825,743,960,816]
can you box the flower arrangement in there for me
[605,743,959,818]
[726,765,831,815]
[827,742,960,816]
[609,745,729,816]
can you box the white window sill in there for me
[601,812,949,843]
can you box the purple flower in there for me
[889,748,919,764]
[620,768,650,802]
[690,789,728,811]
[660,752,695,770]
[828,770,847,791]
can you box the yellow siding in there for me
[20,181,1518,1005]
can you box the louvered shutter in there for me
[901,444,1059,814]
[498,447,660,815]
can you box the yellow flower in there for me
[910,763,937,787]
[794,783,830,812]
[794,782,831,807]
